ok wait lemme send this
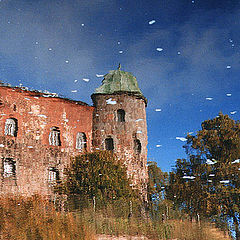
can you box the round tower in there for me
[91,65,148,201]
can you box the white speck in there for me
[177,51,181,55]
[206,159,216,165]
[119,50,123,54]
[65,60,69,63]
[0,144,4,147]
[96,147,100,150]
[74,79,78,82]
[137,130,142,134]
[148,20,156,25]
[35,41,39,45]
[206,97,213,100]
[82,78,90,82]
[232,44,234,47]
[161,186,165,189]
[183,176,195,180]
[156,144,162,147]
[71,90,77,93]
[226,93,232,96]
[156,48,163,52]
[226,65,231,69]
[188,132,193,135]
[28,112,33,114]
[220,180,230,184]
[0,113,6,116]
[176,137,187,142]
[229,39,233,43]
[106,98,117,105]
[64,119,69,122]
[37,114,47,118]
[230,111,237,115]
[24,97,30,100]
[117,41,121,45]
[135,119,143,122]
[7,21,11,24]
[232,159,240,164]
[81,23,84,26]
[96,74,104,78]
[192,0,194,3]
[155,109,161,112]
[207,180,212,183]
[27,146,33,148]
[209,174,215,177]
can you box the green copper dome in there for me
[94,65,144,97]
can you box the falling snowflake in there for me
[155,109,161,112]
[106,98,117,105]
[220,180,230,184]
[232,159,240,164]
[230,111,237,115]
[82,78,90,82]
[156,48,163,52]
[96,74,104,78]
[206,159,216,165]
[71,90,77,93]
[117,41,121,45]
[226,93,232,96]
[176,137,187,142]
[81,23,84,26]
[206,97,213,100]
[182,176,195,180]
[226,65,231,69]
[148,20,156,25]
[48,48,52,51]
[156,144,162,147]
[119,50,123,54]
[177,51,181,55]
[74,79,78,83]
[65,60,69,63]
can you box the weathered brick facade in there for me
[0,67,148,200]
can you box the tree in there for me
[167,113,240,239]
[55,151,139,212]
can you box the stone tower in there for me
[91,65,148,201]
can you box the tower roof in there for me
[94,65,144,97]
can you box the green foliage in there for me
[55,151,139,211]
[167,113,240,238]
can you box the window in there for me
[3,158,16,178]
[49,127,61,146]
[105,137,114,151]
[134,139,141,154]
[5,118,18,137]
[76,132,87,150]
[117,109,125,122]
[48,167,59,183]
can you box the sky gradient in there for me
[1,0,240,172]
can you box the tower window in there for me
[134,139,141,154]
[5,118,18,137]
[49,127,61,146]
[105,137,114,151]
[76,132,87,150]
[48,167,60,183]
[3,158,16,178]
[117,109,125,122]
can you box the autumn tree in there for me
[55,151,139,214]
[167,113,240,239]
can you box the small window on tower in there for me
[105,137,114,151]
[48,167,60,184]
[134,139,141,154]
[76,132,87,150]
[117,109,125,122]
[5,118,18,137]
[3,158,16,178]
[49,127,61,146]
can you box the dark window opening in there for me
[76,132,87,150]
[3,158,16,178]
[117,109,125,122]
[48,167,60,184]
[134,139,141,154]
[49,127,61,146]
[105,137,114,151]
[5,118,18,137]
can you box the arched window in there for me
[76,132,87,150]
[105,137,114,151]
[49,127,61,146]
[117,109,125,122]
[134,139,141,154]
[5,118,18,137]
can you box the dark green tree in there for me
[167,113,240,239]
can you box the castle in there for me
[0,66,148,200]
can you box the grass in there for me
[0,195,231,240]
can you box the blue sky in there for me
[1,0,240,172]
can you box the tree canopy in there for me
[167,113,240,239]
